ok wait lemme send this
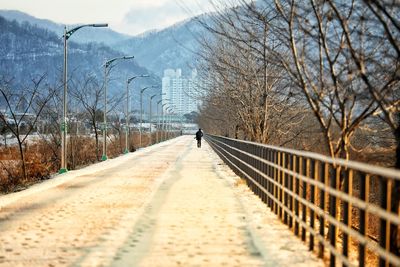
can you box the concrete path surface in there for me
[0,136,324,267]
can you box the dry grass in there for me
[0,141,57,192]
[234,178,248,187]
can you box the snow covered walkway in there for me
[0,136,324,267]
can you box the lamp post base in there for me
[101,155,108,161]
[59,168,68,174]
[123,148,129,154]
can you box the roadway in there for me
[0,136,324,266]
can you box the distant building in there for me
[162,68,199,115]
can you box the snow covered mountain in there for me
[0,8,217,94]
[0,9,210,77]
[115,15,209,76]
[0,16,160,101]
[0,10,131,46]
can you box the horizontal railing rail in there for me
[205,134,400,267]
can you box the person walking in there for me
[195,128,203,148]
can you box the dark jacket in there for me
[195,130,203,140]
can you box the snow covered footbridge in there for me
[0,135,397,267]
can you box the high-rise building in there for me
[162,68,199,115]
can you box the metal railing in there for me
[205,134,400,267]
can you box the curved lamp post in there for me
[60,23,108,174]
[139,85,157,147]
[166,107,173,140]
[160,102,170,142]
[162,104,171,142]
[156,99,163,143]
[149,92,165,145]
[124,74,149,154]
[170,111,176,139]
[165,107,170,140]
[149,94,157,145]
[102,55,134,161]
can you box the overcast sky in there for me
[0,0,240,35]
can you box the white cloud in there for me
[115,2,190,35]
[114,0,237,35]
[0,0,243,35]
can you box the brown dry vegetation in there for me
[0,141,56,192]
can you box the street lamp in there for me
[139,85,157,147]
[156,100,162,143]
[60,23,108,174]
[102,55,134,161]
[149,92,165,145]
[161,104,170,142]
[171,111,177,138]
[124,74,149,154]
[168,109,176,139]
[166,107,173,140]
[149,94,157,145]
[170,111,176,138]
[158,101,170,142]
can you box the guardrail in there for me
[205,134,400,267]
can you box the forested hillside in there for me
[0,16,158,96]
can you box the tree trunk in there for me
[390,115,400,256]
[119,131,123,153]
[18,139,27,181]
[70,136,75,170]
[94,130,100,161]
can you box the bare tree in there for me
[70,71,125,160]
[195,2,310,146]
[70,74,104,161]
[325,0,400,255]
[37,82,63,167]
[0,75,55,180]
[269,0,379,161]
[108,112,124,155]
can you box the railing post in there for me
[255,145,259,197]
[289,153,294,229]
[294,156,301,236]
[262,147,268,204]
[379,177,392,267]
[256,145,261,199]
[278,151,283,219]
[240,142,244,183]
[309,159,316,252]
[358,173,369,266]
[329,165,340,267]
[342,169,353,266]
[251,145,253,190]
[246,143,251,189]
[318,162,328,259]
[301,157,307,242]
[283,152,288,224]
[274,150,279,215]
[268,149,273,208]
[230,139,235,172]
[248,144,253,192]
